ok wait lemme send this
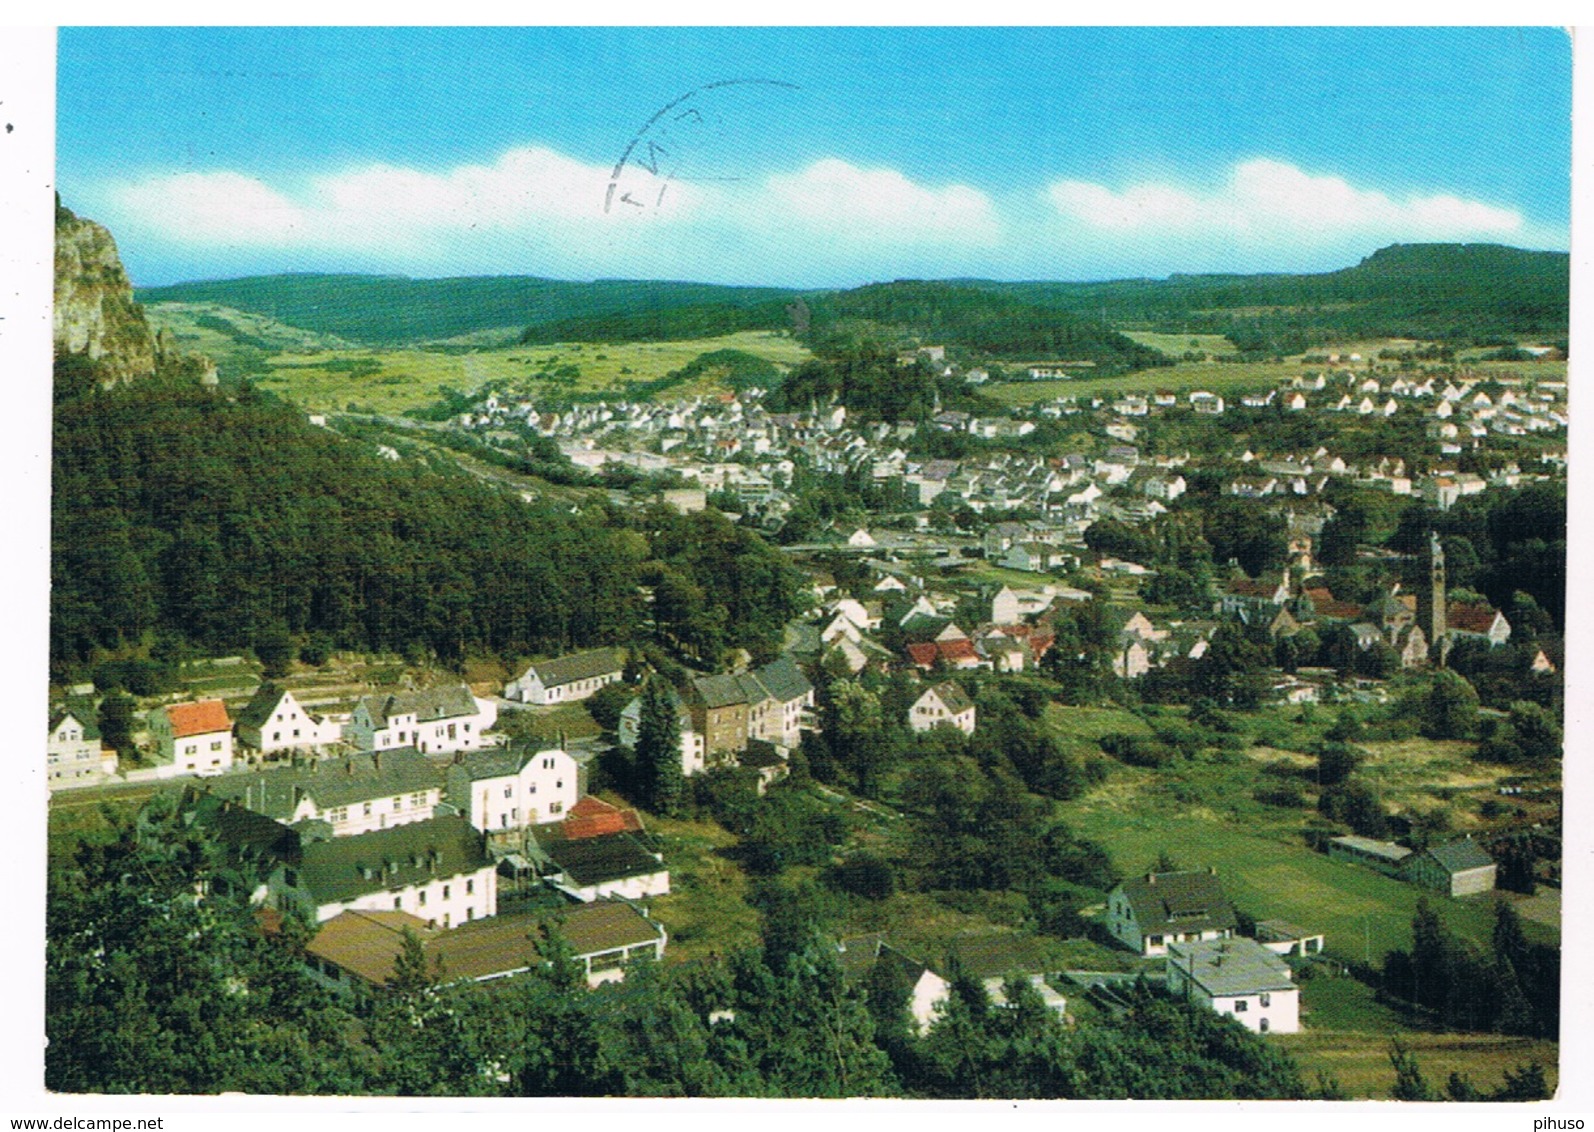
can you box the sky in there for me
[56,27,1572,288]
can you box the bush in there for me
[825,853,896,900]
[585,682,636,734]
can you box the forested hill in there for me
[51,381,642,674]
[135,274,799,346]
[802,281,1170,368]
[968,243,1569,349]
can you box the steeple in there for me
[1416,530,1446,662]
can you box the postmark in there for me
[604,78,800,215]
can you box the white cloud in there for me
[761,158,999,244]
[1047,158,1523,243]
[92,149,1550,286]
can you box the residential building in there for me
[617,686,707,777]
[235,684,341,756]
[446,745,581,834]
[200,747,441,836]
[48,701,115,789]
[303,899,666,993]
[348,684,498,756]
[503,647,628,705]
[910,682,977,735]
[150,699,234,776]
[1106,870,1238,956]
[540,831,670,903]
[1166,938,1299,1034]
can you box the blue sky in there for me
[57,27,1571,288]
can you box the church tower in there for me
[1416,530,1446,659]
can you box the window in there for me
[394,897,402,910]
[1259,1018,1269,1033]
[1233,1000,1248,1012]
[504,786,513,798]
[411,793,425,807]
[466,907,475,921]
[1259,993,1271,1007]
[443,885,451,900]
[448,723,457,740]
[393,796,403,810]
[272,731,281,741]
[211,740,223,751]
[550,801,563,815]
[363,802,372,817]
[466,879,474,895]
[418,889,427,906]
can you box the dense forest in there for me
[976,244,1569,353]
[49,375,802,679]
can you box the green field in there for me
[250,331,812,413]
[983,358,1299,406]
[1045,705,1557,963]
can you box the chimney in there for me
[372,752,381,771]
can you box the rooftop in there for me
[523,647,628,689]
[1168,937,1295,997]
[163,699,232,738]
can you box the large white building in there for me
[198,747,441,837]
[269,814,498,928]
[348,685,497,756]
[1166,938,1300,1034]
[503,647,628,705]
[445,745,582,832]
[149,700,235,776]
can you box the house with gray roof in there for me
[688,654,815,758]
[910,682,976,735]
[48,700,114,790]
[540,830,669,904]
[235,684,341,755]
[1398,836,1496,897]
[1106,870,1238,956]
[445,745,582,839]
[1167,938,1299,1034]
[192,799,497,928]
[271,814,497,927]
[348,683,497,756]
[504,647,628,705]
[199,747,441,837]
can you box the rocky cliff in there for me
[54,198,158,386]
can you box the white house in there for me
[235,684,341,756]
[200,747,442,837]
[541,831,670,903]
[503,647,627,705]
[150,700,235,776]
[1106,870,1238,956]
[910,682,977,735]
[348,685,497,756]
[267,815,498,928]
[48,702,116,790]
[446,745,582,833]
[1166,938,1299,1034]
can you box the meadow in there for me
[249,331,811,414]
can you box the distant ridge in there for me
[137,242,1568,350]
[137,274,799,346]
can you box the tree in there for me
[97,691,135,754]
[1420,670,1480,739]
[635,676,684,816]
[1314,741,1362,787]
[254,625,295,679]
[1388,1039,1436,1101]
